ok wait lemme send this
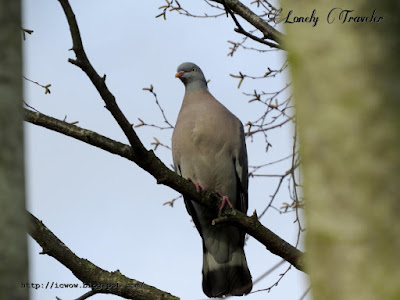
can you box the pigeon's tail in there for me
[202,247,252,298]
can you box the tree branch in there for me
[57,0,149,165]
[27,211,179,300]
[213,0,284,46]
[24,108,135,162]
[222,0,282,49]
[24,108,304,271]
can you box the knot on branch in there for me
[251,209,259,221]
[212,215,229,226]
[156,176,168,185]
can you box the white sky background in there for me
[22,0,310,299]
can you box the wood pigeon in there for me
[172,62,252,297]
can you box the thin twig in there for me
[157,0,225,19]
[21,27,34,40]
[74,290,98,300]
[298,286,311,300]
[151,137,171,151]
[226,260,286,298]
[23,76,51,94]
[251,265,292,293]
[143,85,174,129]
[163,195,183,207]
[23,101,41,114]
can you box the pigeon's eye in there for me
[192,68,196,72]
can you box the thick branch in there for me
[27,211,178,300]
[57,0,149,161]
[24,108,305,271]
[214,0,284,45]
[24,109,135,162]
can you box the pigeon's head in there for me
[175,62,207,91]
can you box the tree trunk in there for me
[0,1,29,299]
[281,1,400,299]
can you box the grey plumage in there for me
[172,62,252,297]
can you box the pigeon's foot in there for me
[216,191,233,215]
[188,178,205,193]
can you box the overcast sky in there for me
[23,0,309,299]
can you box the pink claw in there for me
[217,192,233,215]
[221,196,233,209]
[188,178,205,193]
[195,182,205,193]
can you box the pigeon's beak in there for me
[175,71,185,78]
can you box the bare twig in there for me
[157,0,225,20]
[225,259,286,298]
[249,154,293,173]
[163,195,183,207]
[142,84,174,129]
[291,123,304,248]
[246,117,292,136]
[258,175,286,219]
[243,82,293,154]
[230,62,288,86]
[298,286,311,300]
[151,137,171,151]
[23,76,51,94]
[74,290,98,300]
[227,37,278,56]
[249,0,278,13]
[251,264,292,293]
[21,27,34,40]
[23,101,41,114]
[157,0,283,50]
[134,118,172,130]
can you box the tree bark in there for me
[28,212,178,300]
[0,1,29,299]
[281,1,400,299]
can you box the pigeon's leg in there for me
[216,191,233,215]
[188,178,206,193]
[195,182,205,193]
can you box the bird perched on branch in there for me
[172,62,252,297]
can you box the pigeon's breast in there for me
[172,94,240,195]
[191,114,228,154]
